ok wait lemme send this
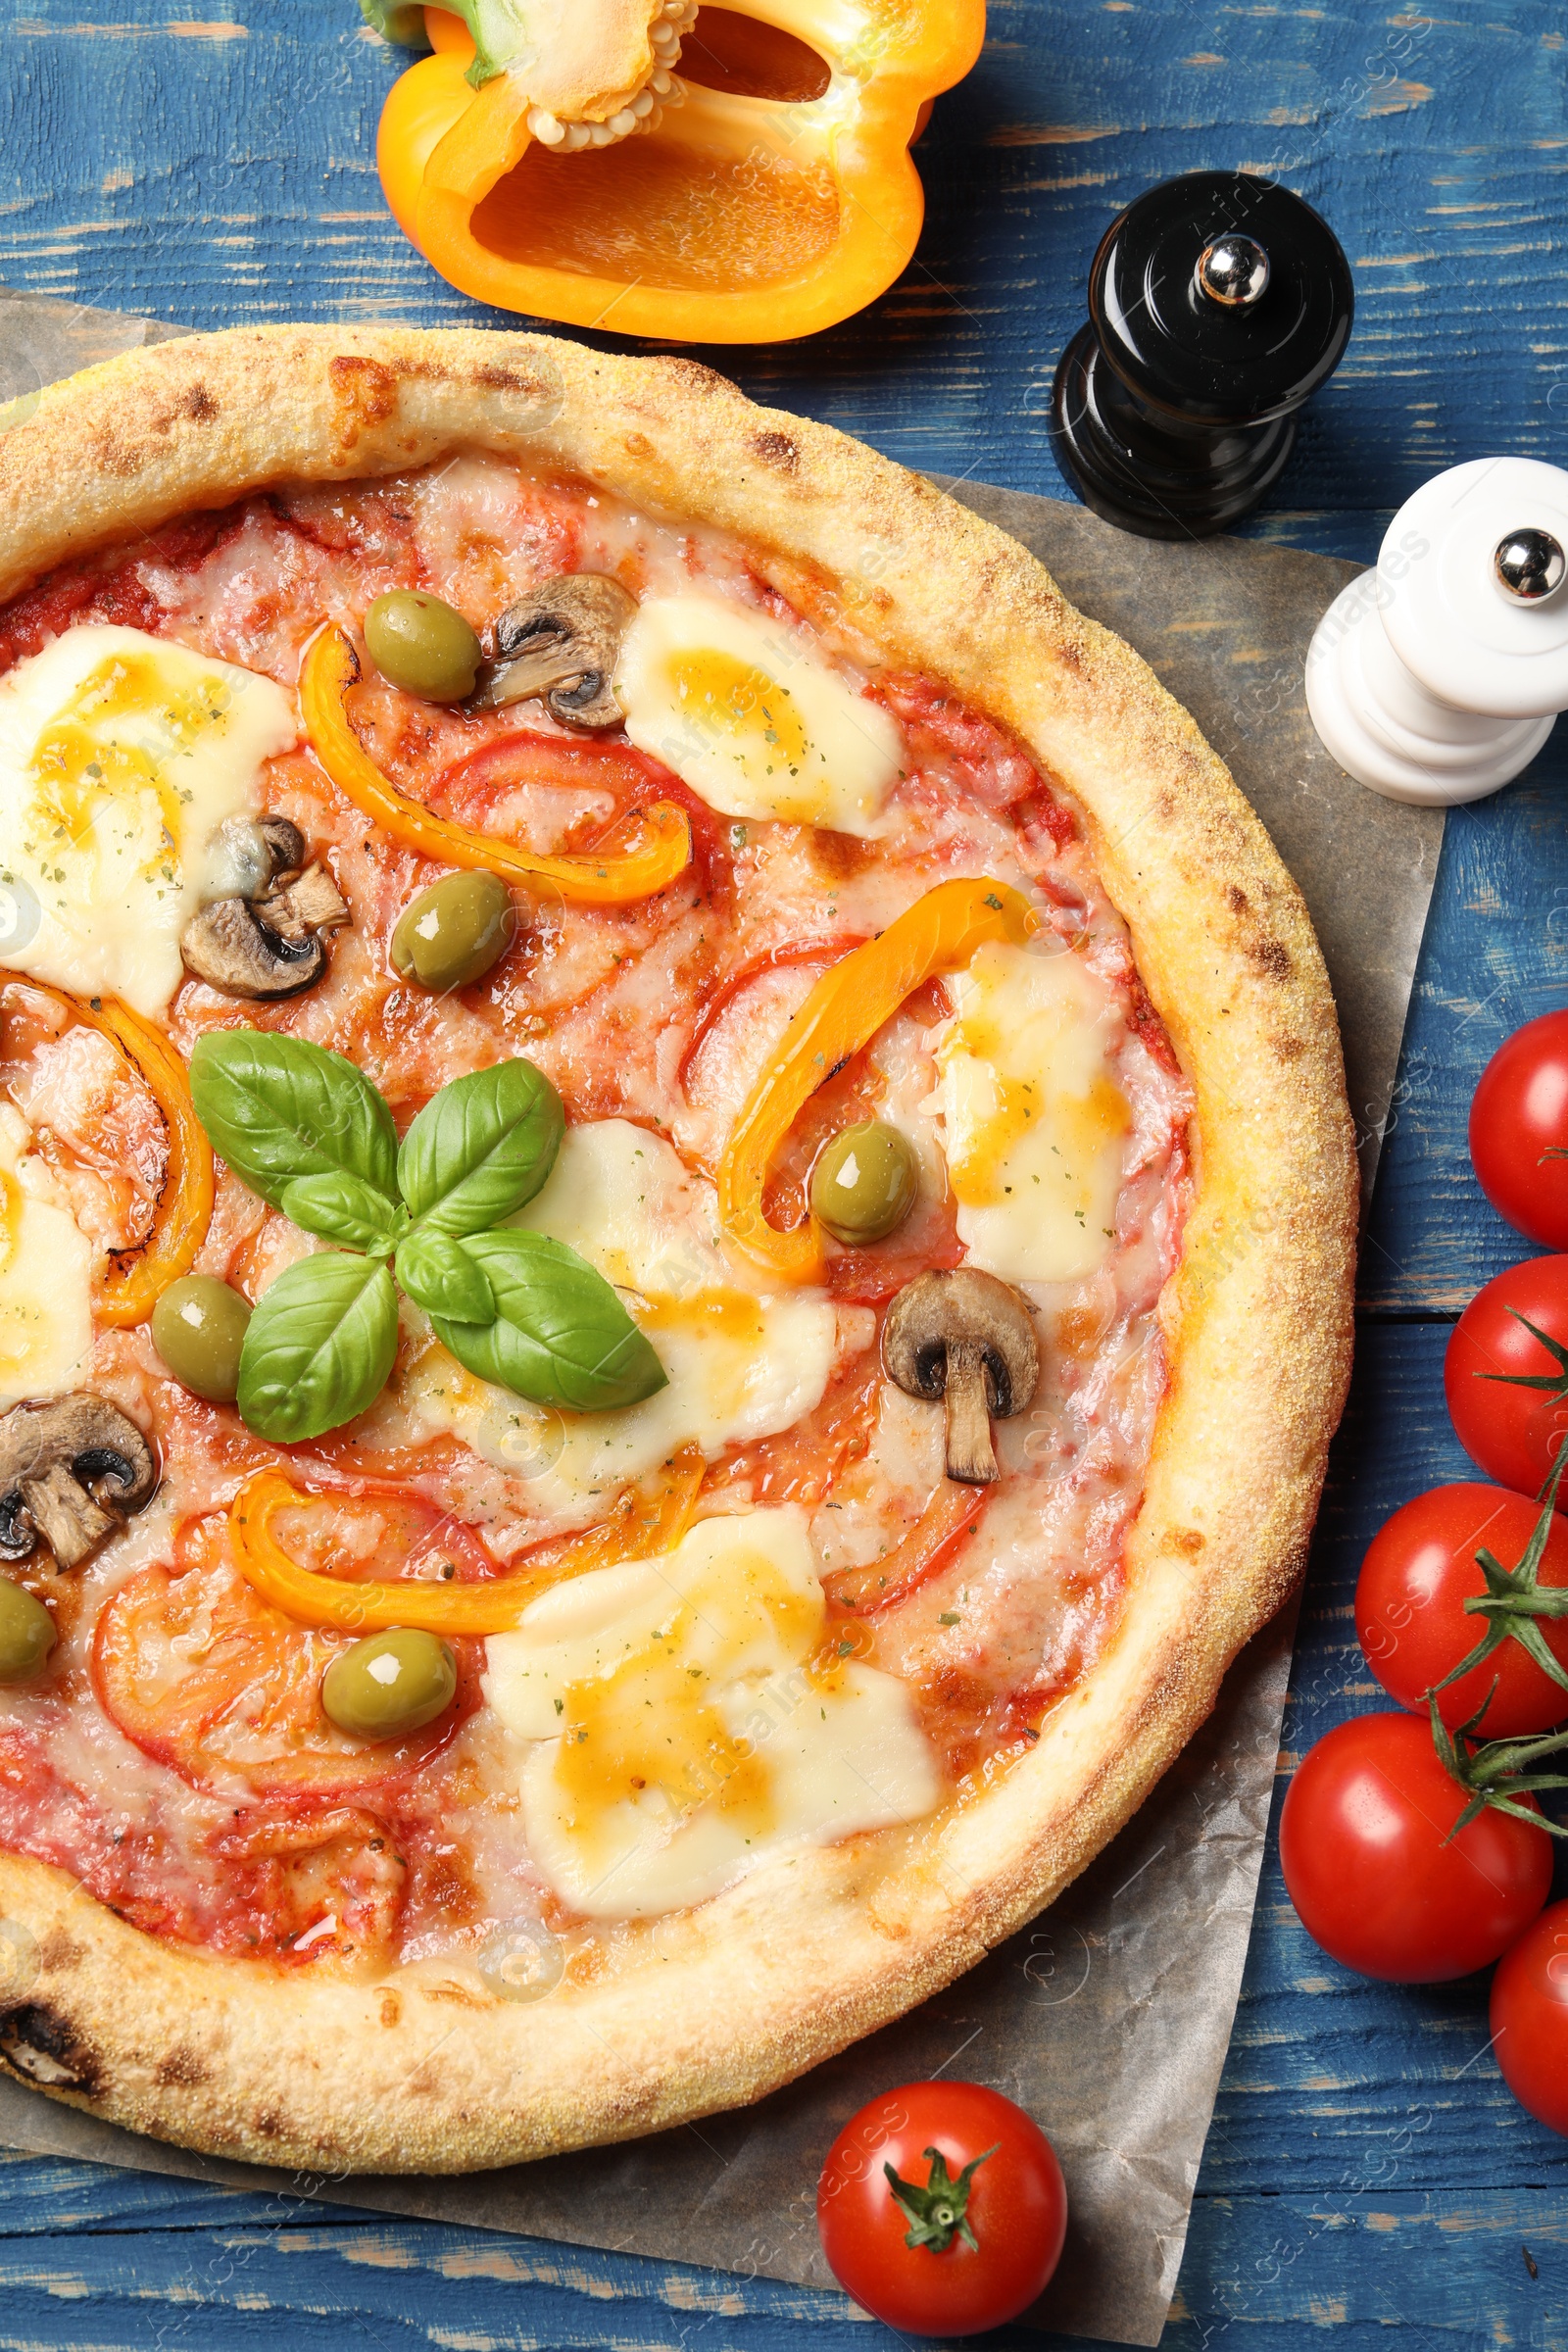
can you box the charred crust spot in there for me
[752,429,800,473]
[0,2002,101,2093]
[327,356,401,458]
[1273,1033,1306,1061]
[1163,1527,1205,1558]
[253,2109,285,2139]
[1250,937,1293,984]
[182,383,219,424]
[473,365,552,399]
[37,1930,85,1972]
[156,2044,209,2088]
[622,430,657,462]
[662,360,730,396]
[88,428,139,481]
[1226,885,1250,914]
[378,1989,402,2029]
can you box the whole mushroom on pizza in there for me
[0,327,1354,2170]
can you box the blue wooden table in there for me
[3,4,1568,2343]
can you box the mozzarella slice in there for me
[937,939,1131,1283]
[614,593,905,836]
[484,1507,941,1917]
[0,625,299,1017]
[0,1104,96,1406]
[399,1120,841,1517]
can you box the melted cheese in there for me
[0,1104,96,1406]
[0,625,299,1016]
[937,939,1131,1283]
[615,593,904,836]
[400,1120,841,1514]
[484,1507,941,1917]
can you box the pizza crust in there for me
[0,326,1356,2171]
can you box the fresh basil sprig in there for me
[189,1032,666,1444]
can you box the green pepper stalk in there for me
[360,0,554,87]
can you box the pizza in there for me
[0,327,1355,2172]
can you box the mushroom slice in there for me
[881,1268,1041,1487]
[182,817,348,1001]
[466,574,637,729]
[0,1396,157,1570]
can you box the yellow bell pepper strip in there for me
[717,877,1038,1287]
[229,1443,705,1635]
[369,1,987,344]
[18,983,216,1329]
[299,624,691,906]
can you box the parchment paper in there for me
[0,287,1439,2348]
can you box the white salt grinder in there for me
[1305,456,1568,804]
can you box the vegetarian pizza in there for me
[0,327,1354,2170]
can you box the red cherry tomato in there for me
[1355,1483,1568,1734]
[1470,1012,1568,1249]
[816,2082,1067,2335]
[1445,1256,1568,1494]
[1490,1898,1568,2135]
[1279,1713,1551,1982]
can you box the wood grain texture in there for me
[3,0,1568,2343]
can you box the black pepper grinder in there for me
[1050,172,1354,540]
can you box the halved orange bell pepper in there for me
[13,983,216,1328]
[299,624,691,905]
[230,1443,705,1636]
[717,877,1037,1286]
[368,1,986,342]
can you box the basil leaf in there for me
[236,1253,400,1444]
[398,1059,564,1238]
[396,1229,498,1326]
[190,1032,399,1215]
[432,1230,666,1412]
[281,1172,406,1256]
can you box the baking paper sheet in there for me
[0,288,1439,2347]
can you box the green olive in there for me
[810,1120,920,1248]
[152,1276,252,1403]
[364,591,482,704]
[0,1578,56,1683]
[390,870,514,991]
[320,1628,458,1742]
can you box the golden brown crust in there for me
[0,326,1356,2171]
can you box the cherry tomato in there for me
[1355,1483,1568,1734]
[1445,1256,1568,1494]
[1470,1012,1568,1250]
[1490,1898,1568,2136]
[816,2082,1066,2335]
[1279,1713,1551,1982]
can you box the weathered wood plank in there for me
[2,3,1566,514]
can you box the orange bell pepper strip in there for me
[229,1443,705,1636]
[717,877,1038,1286]
[14,982,216,1329]
[299,624,691,905]
[371,2,987,344]
[823,1478,988,1617]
